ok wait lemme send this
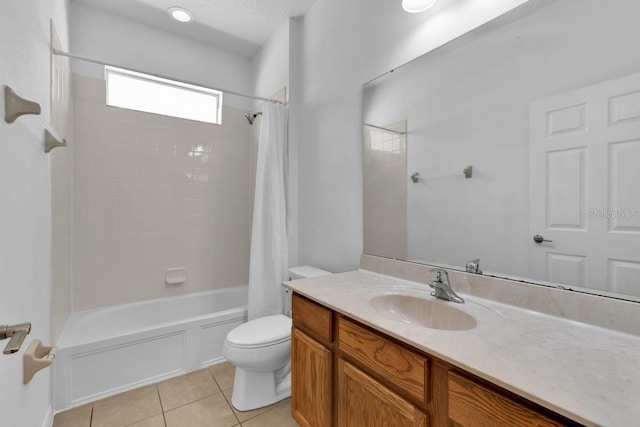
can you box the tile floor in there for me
[53,362,298,427]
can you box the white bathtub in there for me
[54,286,247,411]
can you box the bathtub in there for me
[54,286,247,411]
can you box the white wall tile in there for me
[72,74,252,310]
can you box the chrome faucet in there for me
[429,269,464,303]
[465,258,482,274]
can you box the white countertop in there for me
[284,269,640,427]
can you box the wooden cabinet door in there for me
[338,358,428,427]
[448,372,565,427]
[291,327,332,427]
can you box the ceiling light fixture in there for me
[168,6,193,23]
[402,0,437,13]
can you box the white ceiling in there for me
[73,0,318,57]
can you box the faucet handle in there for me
[465,258,482,274]
[430,268,447,281]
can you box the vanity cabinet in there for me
[291,293,579,427]
[291,294,333,427]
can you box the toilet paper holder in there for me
[1,322,31,354]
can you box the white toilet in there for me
[222,266,331,411]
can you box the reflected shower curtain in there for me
[247,102,289,320]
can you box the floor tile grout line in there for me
[211,370,242,425]
[221,390,292,424]
[161,393,241,427]
[160,388,224,414]
[164,393,233,415]
[205,365,225,395]
[218,383,242,425]
[208,365,240,406]
[156,368,226,414]
[237,400,293,427]
[247,398,291,420]
[153,384,168,427]
[208,365,233,392]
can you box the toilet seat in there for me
[225,314,292,349]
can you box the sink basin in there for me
[369,293,477,331]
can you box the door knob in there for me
[533,235,553,244]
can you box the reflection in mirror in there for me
[362,0,640,301]
[363,121,407,259]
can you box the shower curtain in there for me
[247,102,289,320]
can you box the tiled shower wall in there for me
[72,74,252,311]
[363,122,407,260]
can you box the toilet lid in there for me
[226,314,292,348]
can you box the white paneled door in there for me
[530,73,640,296]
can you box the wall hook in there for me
[410,172,420,183]
[4,86,41,123]
[44,129,67,153]
[23,339,56,384]
[463,165,473,179]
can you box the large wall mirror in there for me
[363,0,640,302]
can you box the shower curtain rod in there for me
[52,48,284,105]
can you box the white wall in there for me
[252,21,290,103]
[250,19,301,268]
[0,1,69,425]
[50,19,73,344]
[69,1,253,108]
[297,0,530,273]
[288,18,302,269]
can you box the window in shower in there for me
[105,66,223,124]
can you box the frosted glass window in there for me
[369,129,405,154]
[105,66,222,124]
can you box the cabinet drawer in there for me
[448,371,564,427]
[292,293,333,344]
[338,317,427,402]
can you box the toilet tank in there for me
[284,266,331,317]
[288,265,331,280]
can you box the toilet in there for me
[222,265,331,411]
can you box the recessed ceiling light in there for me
[168,6,193,23]
[402,0,437,13]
